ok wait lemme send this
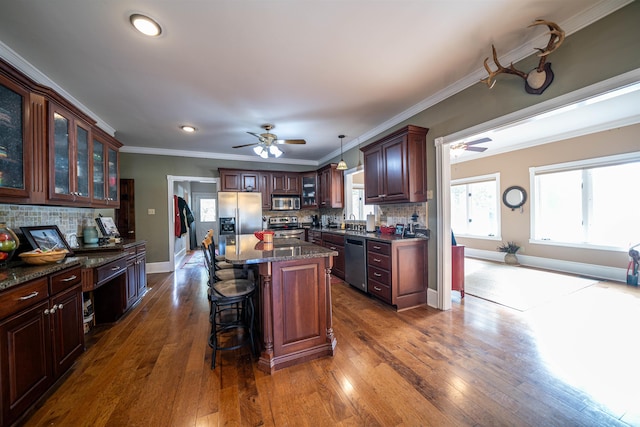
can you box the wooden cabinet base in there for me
[257,257,336,374]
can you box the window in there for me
[531,153,640,249]
[450,174,500,238]
[345,170,374,220]
[200,198,216,222]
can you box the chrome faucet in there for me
[349,213,356,220]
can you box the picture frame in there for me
[20,225,74,255]
[95,216,120,237]
[395,224,405,236]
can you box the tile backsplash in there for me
[0,204,95,238]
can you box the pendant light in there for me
[336,134,348,170]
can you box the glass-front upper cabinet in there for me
[0,75,30,200]
[48,103,91,204]
[301,172,317,208]
[92,131,120,206]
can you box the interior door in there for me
[193,192,217,246]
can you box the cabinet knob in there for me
[58,303,64,310]
[44,308,51,315]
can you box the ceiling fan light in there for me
[130,14,162,37]
[269,145,283,158]
[254,146,268,159]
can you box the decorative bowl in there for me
[254,230,275,241]
[380,226,396,235]
[19,249,69,265]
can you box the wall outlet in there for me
[148,208,155,215]
[426,190,433,200]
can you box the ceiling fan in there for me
[451,137,491,153]
[232,124,306,158]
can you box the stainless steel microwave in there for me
[271,195,301,210]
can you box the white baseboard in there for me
[464,248,627,283]
[427,288,439,308]
[146,261,175,274]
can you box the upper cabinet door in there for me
[0,75,30,201]
[48,103,91,204]
[91,130,120,207]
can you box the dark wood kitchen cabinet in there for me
[0,265,84,427]
[301,172,318,208]
[271,172,300,194]
[48,102,93,205]
[91,128,121,207]
[361,125,429,204]
[219,168,271,209]
[317,163,344,209]
[0,64,47,205]
[367,238,428,310]
[322,232,345,279]
[116,178,136,240]
[125,242,147,310]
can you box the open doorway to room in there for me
[436,70,640,310]
[166,175,219,272]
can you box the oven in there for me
[268,216,305,239]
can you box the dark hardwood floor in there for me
[23,257,640,426]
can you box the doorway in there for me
[166,175,219,272]
[192,190,217,247]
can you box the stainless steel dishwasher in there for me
[344,235,367,292]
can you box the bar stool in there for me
[202,237,249,282]
[207,278,256,369]
[201,238,257,369]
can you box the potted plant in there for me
[497,241,521,265]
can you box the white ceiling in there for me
[0,0,632,166]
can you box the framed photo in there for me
[20,225,74,255]
[95,216,120,237]
[395,224,405,236]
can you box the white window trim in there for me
[450,172,501,240]
[529,151,640,252]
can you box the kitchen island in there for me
[220,235,337,374]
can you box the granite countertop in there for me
[221,235,337,265]
[0,251,128,291]
[0,258,82,291]
[309,227,430,242]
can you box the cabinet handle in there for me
[329,246,336,250]
[373,245,381,250]
[18,291,39,300]
[373,258,381,263]
[379,194,387,198]
[61,275,77,282]
[44,308,51,315]
[58,303,64,310]
[374,272,381,277]
[374,286,382,291]
[111,266,122,271]
[50,304,58,314]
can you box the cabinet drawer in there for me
[367,251,390,270]
[95,257,127,286]
[367,241,390,255]
[136,243,146,255]
[322,233,344,246]
[0,278,49,319]
[368,266,390,285]
[124,247,137,257]
[368,279,391,303]
[50,266,82,294]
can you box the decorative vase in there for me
[83,226,99,244]
[504,253,519,265]
[0,223,20,266]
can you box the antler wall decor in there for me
[481,19,565,95]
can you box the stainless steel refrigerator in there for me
[217,192,262,237]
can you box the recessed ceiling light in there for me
[180,125,196,133]
[130,14,162,37]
